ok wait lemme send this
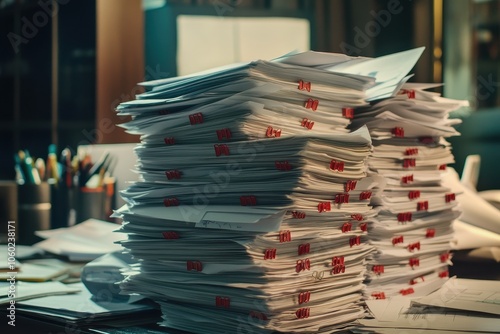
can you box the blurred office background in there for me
[1,0,499,189]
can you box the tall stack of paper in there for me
[114,50,423,333]
[350,83,467,300]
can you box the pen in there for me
[18,150,36,184]
[60,148,72,188]
[47,144,59,182]
[14,154,25,184]
[35,158,46,182]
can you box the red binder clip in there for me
[300,118,314,130]
[392,235,404,245]
[405,148,419,156]
[440,252,450,263]
[304,98,319,111]
[401,174,414,184]
[164,137,175,145]
[331,256,346,275]
[264,248,276,260]
[425,228,436,238]
[330,160,345,172]
[408,190,420,200]
[341,222,352,233]
[298,80,311,92]
[359,191,372,200]
[400,88,416,99]
[295,258,311,273]
[403,159,416,168]
[392,127,405,137]
[359,222,368,232]
[216,128,232,141]
[317,201,331,213]
[188,112,203,125]
[291,211,306,219]
[165,170,182,180]
[298,243,310,256]
[214,144,230,156]
[342,107,354,119]
[240,196,257,206]
[445,193,456,203]
[344,180,357,192]
[407,242,421,252]
[249,311,268,321]
[265,126,282,138]
[372,265,384,275]
[215,296,230,308]
[417,201,429,211]
[439,270,449,278]
[298,291,311,304]
[371,292,386,300]
[351,213,364,221]
[409,257,420,268]
[439,164,447,170]
[397,212,412,223]
[335,193,350,204]
[295,308,310,319]
[400,288,415,296]
[279,230,292,243]
[162,231,179,239]
[349,236,361,247]
[186,260,202,272]
[163,198,179,207]
[275,161,292,171]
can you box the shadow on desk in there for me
[450,249,500,280]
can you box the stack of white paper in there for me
[351,83,466,300]
[115,49,423,333]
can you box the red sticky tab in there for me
[189,112,203,125]
[279,230,292,243]
[295,308,310,319]
[216,128,232,141]
[295,258,311,273]
[300,118,314,130]
[397,212,412,223]
[409,257,420,267]
[298,291,311,304]
[405,148,419,156]
[445,193,456,203]
[304,98,319,111]
[403,159,416,168]
[163,198,179,207]
[298,80,311,92]
[334,193,350,204]
[215,296,230,308]
[392,235,404,245]
[264,248,276,260]
[214,144,230,156]
[240,196,257,206]
[165,170,182,180]
[407,242,421,252]
[417,201,429,211]
[330,160,345,172]
[275,161,292,171]
[400,288,415,296]
[392,127,405,137]
[291,211,306,219]
[342,107,354,119]
[162,231,179,239]
[426,228,436,238]
[298,243,310,256]
[164,137,175,145]
[359,191,372,200]
[186,260,202,271]
[408,190,421,200]
[345,180,357,192]
[401,174,414,184]
[317,201,331,213]
[341,222,352,233]
[372,265,384,275]
[266,126,282,138]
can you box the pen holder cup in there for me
[50,181,74,229]
[75,178,115,224]
[17,182,51,245]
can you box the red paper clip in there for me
[215,296,230,308]
[186,260,202,272]
[317,201,331,213]
[300,118,314,130]
[349,236,361,247]
[304,98,319,111]
[298,291,311,304]
[342,107,354,119]
[440,252,450,263]
[345,180,357,192]
[392,127,405,137]
[240,196,257,206]
[164,137,175,145]
[165,170,182,180]
[298,80,311,92]
[445,193,456,203]
[392,235,404,245]
[162,231,179,239]
[341,222,352,233]
[330,160,345,172]
[264,248,276,260]
[295,308,310,319]
[163,198,179,207]
[439,270,449,278]
[335,193,350,204]
[407,242,421,252]
[275,161,292,171]
[216,128,232,140]
[372,265,384,275]
[401,174,414,184]
[410,276,425,285]
[409,257,420,268]
[439,164,447,170]
[214,144,230,156]
[408,190,420,200]
[405,148,419,156]
[279,230,292,243]
[403,159,416,168]
[400,288,415,296]
[332,256,345,267]
[265,126,282,138]
[298,243,310,256]
[359,191,372,200]
[188,112,203,125]
[417,201,429,211]
[291,211,306,219]
[371,292,386,300]
[426,228,436,238]
[397,212,412,223]
[400,88,416,99]
[359,222,368,232]
[295,259,311,273]
[351,213,364,221]
[331,264,346,275]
